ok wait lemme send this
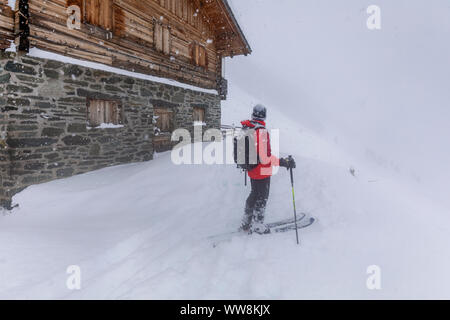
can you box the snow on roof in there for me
[27,48,218,95]
[222,0,252,54]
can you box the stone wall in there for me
[0,51,221,209]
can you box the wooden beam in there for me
[18,0,29,52]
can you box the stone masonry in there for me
[0,52,221,209]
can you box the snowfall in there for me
[1,0,450,299]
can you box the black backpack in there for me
[233,127,258,171]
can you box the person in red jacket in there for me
[240,105,296,234]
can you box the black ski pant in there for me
[242,177,271,228]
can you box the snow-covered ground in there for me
[1,81,449,299]
[2,0,450,299]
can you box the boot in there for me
[251,204,270,234]
[239,207,253,233]
[251,222,271,235]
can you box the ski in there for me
[266,212,306,228]
[208,213,307,243]
[272,217,315,233]
[209,215,315,247]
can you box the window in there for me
[87,99,121,127]
[67,0,113,30]
[154,23,171,55]
[193,107,205,124]
[191,43,208,68]
[154,108,174,134]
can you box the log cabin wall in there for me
[27,0,221,90]
[0,0,15,50]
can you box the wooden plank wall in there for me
[0,0,15,49]
[26,0,220,90]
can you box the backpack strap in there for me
[250,120,266,129]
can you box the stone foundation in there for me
[0,52,221,209]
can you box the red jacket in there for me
[241,120,280,180]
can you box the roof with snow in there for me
[204,0,252,57]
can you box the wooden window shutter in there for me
[199,45,207,68]
[193,107,205,123]
[85,0,113,30]
[154,23,171,55]
[191,43,207,68]
[190,43,196,65]
[154,108,174,133]
[163,26,171,55]
[161,113,170,131]
[100,0,113,31]
[154,23,163,52]
[104,101,120,124]
[194,43,200,66]
[88,99,121,127]
[88,99,103,127]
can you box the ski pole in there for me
[288,155,300,245]
[245,169,247,186]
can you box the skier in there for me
[239,104,296,234]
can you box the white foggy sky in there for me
[226,0,450,206]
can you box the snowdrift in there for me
[1,83,449,299]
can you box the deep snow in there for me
[1,82,450,299]
[2,0,450,300]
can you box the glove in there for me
[279,157,296,169]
